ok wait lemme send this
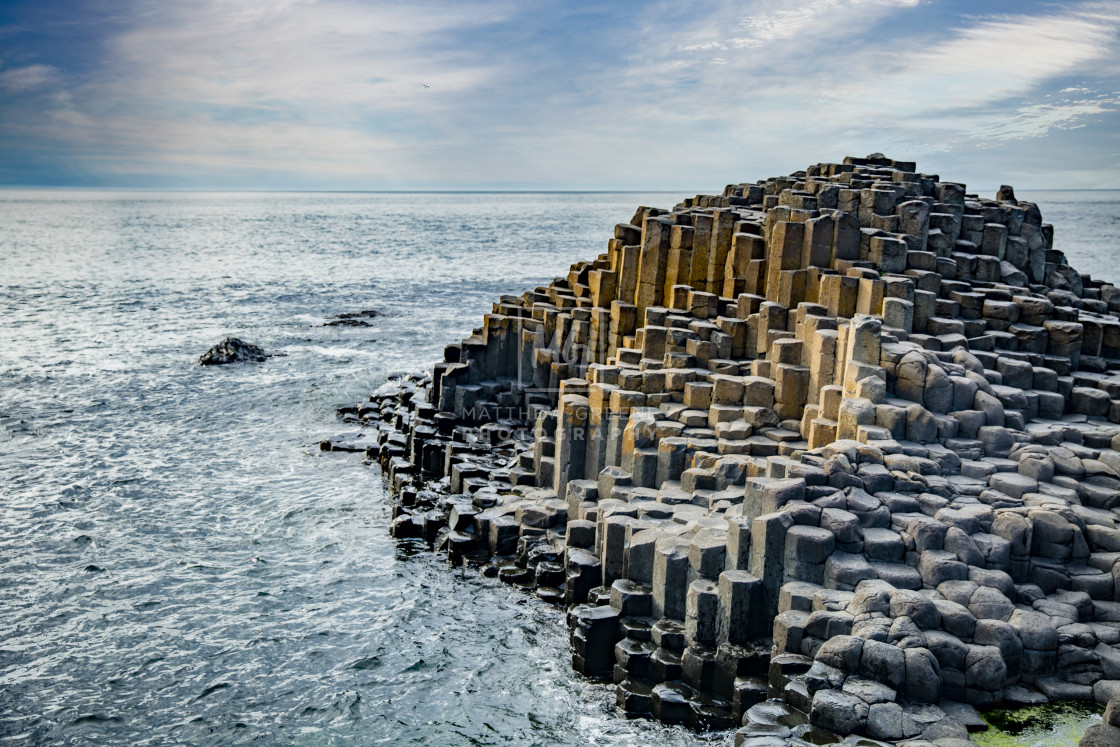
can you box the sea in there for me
[1,190,1117,745]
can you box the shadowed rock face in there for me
[342,155,1120,744]
[199,337,266,365]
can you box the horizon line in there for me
[0,187,698,194]
[1,187,1119,195]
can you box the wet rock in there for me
[650,681,692,724]
[616,677,653,715]
[199,337,266,365]
[329,309,379,323]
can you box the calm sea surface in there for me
[1,190,1117,745]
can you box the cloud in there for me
[965,93,1120,141]
[832,7,1120,116]
[628,0,922,80]
[1,0,1119,187]
[0,63,59,91]
[727,0,920,49]
[601,0,1120,184]
[105,0,509,109]
[4,0,520,185]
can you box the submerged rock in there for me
[324,310,379,327]
[199,337,266,365]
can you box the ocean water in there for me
[0,190,1116,745]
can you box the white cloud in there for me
[4,0,1120,188]
[605,0,1120,183]
[106,0,508,110]
[16,0,519,184]
[971,95,1120,140]
[629,0,922,80]
[0,63,59,91]
[831,8,1120,116]
[728,0,919,48]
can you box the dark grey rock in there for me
[933,599,977,639]
[968,567,1015,599]
[786,525,836,565]
[907,517,947,552]
[860,639,906,691]
[920,550,969,587]
[964,644,1006,690]
[863,528,905,562]
[968,586,1015,622]
[811,689,869,736]
[1009,609,1058,651]
[974,619,1023,671]
[944,526,985,566]
[805,660,847,694]
[890,589,941,630]
[199,337,267,365]
[904,647,942,702]
[821,507,864,544]
[1003,683,1049,705]
[939,699,986,732]
[1019,453,1055,482]
[989,472,1037,500]
[924,365,954,414]
[849,580,894,616]
[842,676,897,705]
[922,719,970,741]
[888,615,926,649]
[866,701,922,741]
[827,551,877,588]
[817,634,864,672]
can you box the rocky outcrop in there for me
[199,337,266,365]
[324,310,379,327]
[351,155,1120,744]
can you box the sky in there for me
[1,0,1119,191]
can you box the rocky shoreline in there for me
[344,156,1120,746]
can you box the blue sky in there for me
[1,0,1119,190]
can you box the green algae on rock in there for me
[975,701,1102,747]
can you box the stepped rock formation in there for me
[356,155,1120,745]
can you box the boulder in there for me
[199,337,267,365]
[811,689,869,735]
[1081,723,1120,747]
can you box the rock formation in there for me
[355,155,1120,745]
[199,337,267,365]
